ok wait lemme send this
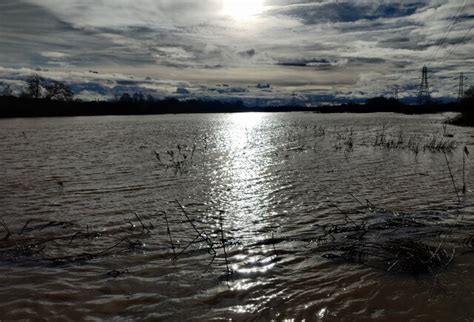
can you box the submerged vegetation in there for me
[316,208,465,277]
[0,214,154,264]
[372,126,457,154]
[154,144,196,175]
[284,123,459,156]
[1,121,471,289]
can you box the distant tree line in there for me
[115,92,156,104]
[450,85,474,127]
[0,74,472,119]
[4,74,75,101]
[0,81,13,96]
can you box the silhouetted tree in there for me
[366,96,400,107]
[45,80,74,101]
[23,74,44,99]
[465,86,474,100]
[0,82,12,96]
[133,92,145,103]
[119,92,132,103]
[146,94,155,103]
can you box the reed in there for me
[443,151,461,204]
[154,143,196,175]
[317,208,463,276]
[463,146,470,194]
[219,210,231,283]
[176,199,216,256]
[163,211,176,259]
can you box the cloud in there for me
[40,52,69,59]
[278,58,350,68]
[0,0,472,102]
[268,1,428,24]
[176,87,190,95]
[0,65,190,99]
[238,49,257,58]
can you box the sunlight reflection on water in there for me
[214,113,274,238]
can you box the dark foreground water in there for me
[0,112,473,321]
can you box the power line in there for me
[430,0,466,61]
[430,1,466,60]
[442,25,473,63]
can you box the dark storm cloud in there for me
[268,0,428,24]
[277,57,385,68]
[238,49,257,58]
[277,58,347,67]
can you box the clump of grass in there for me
[406,135,421,154]
[374,126,408,149]
[313,125,326,137]
[154,143,196,174]
[372,125,457,154]
[423,135,457,153]
[374,124,387,147]
[317,208,463,277]
[330,238,455,275]
[344,128,354,151]
[332,127,354,152]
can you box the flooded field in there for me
[0,112,473,321]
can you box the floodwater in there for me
[0,112,473,321]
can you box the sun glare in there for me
[222,0,264,20]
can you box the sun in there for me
[221,0,265,20]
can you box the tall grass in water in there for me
[154,143,196,174]
[463,147,470,194]
[372,126,457,154]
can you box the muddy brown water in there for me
[0,112,473,321]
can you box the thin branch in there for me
[219,210,230,284]
[163,211,176,259]
[443,151,461,204]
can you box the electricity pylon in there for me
[417,66,431,105]
[457,72,468,102]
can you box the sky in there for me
[0,0,473,104]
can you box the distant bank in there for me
[0,95,471,119]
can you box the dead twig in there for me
[443,151,461,204]
[0,218,11,241]
[134,213,152,234]
[176,199,215,256]
[163,211,177,259]
[219,210,231,284]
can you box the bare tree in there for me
[146,94,155,103]
[23,74,44,99]
[465,86,474,100]
[45,80,73,101]
[133,92,145,103]
[119,92,132,103]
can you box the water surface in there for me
[0,112,473,320]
